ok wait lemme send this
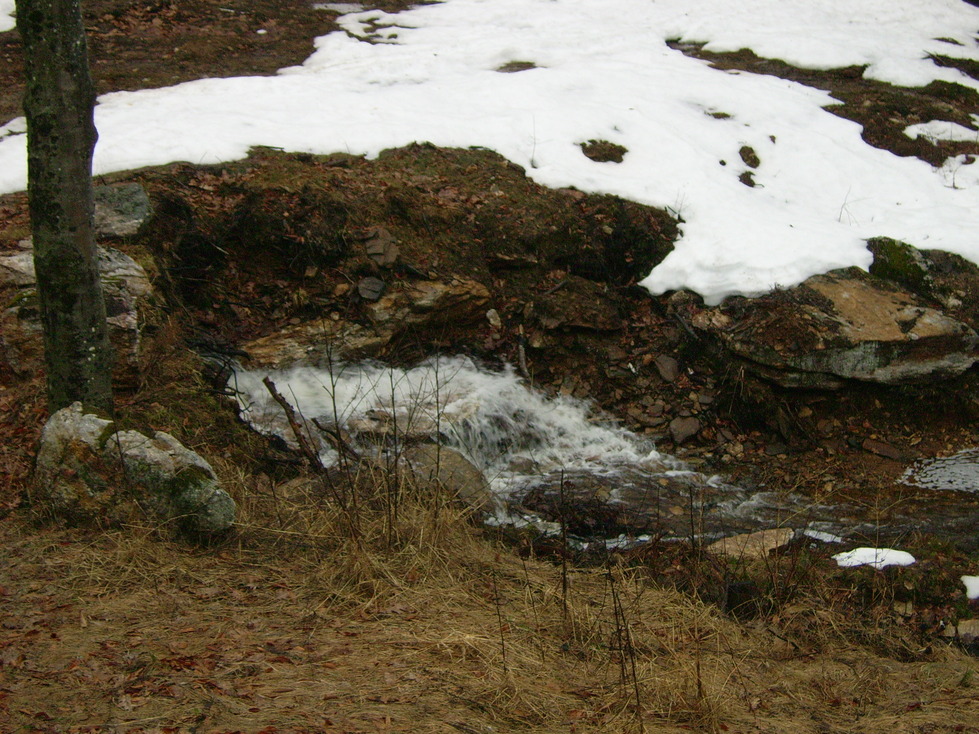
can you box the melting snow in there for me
[0,0,13,33]
[901,449,979,493]
[963,576,979,600]
[2,0,979,302]
[833,547,916,569]
[905,119,979,144]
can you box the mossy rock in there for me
[867,237,935,297]
[34,403,236,536]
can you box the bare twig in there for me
[262,376,325,472]
[517,325,530,380]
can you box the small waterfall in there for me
[231,355,839,541]
[232,356,676,499]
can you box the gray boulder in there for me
[0,244,153,383]
[686,268,979,388]
[400,444,497,517]
[34,402,235,534]
[93,182,153,238]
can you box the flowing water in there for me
[231,356,976,546]
[902,449,979,493]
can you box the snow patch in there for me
[963,575,979,600]
[0,0,13,33]
[803,528,844,544]
[905,119,979,144]
[833,547,916,569]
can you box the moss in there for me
[95,421,120,451]
[165,464,216,498]
[921,79,979,106]
[7,288,38,309]
[739,145,760,168]
[867,237,934,296]
[580,139,628,163]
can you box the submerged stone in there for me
[706,527,793,559]
[400,444,497,517]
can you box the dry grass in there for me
[3,453,979,734]
[1,332,977,732]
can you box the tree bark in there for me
[17,0,114,413]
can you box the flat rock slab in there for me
[243,276,490,369]
[706,527,793,560]
[689,268,979,388]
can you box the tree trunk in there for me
[18,0,114,413]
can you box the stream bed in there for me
[232,356,979,547]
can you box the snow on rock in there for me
[832,547,916,569]
[803,529,843,544]
[679,268,979,388]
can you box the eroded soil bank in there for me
[4,138,979,554]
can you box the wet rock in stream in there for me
[513,465,844,542]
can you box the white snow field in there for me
[964,575,979,599]
[2,0,979,303]
[0,0,12,33]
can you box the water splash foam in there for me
[232,355,672,497]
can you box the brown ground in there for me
[2,2,979,732]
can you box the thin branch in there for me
[262,376,325,472]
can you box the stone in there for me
[516,466,760,540]
[943,618,979,643]
[243,276,491,369]
[669,416,700,444]
[0,245,153,383]
[400,444,497,516]
[111,429,236,534]
[93,182,153,238]
[0,251,37,287]
[654,354,680,382]
[691,268,979,388]
[867,237,935,297]
[33,402,235,534]
[362,226,400,267]
[357,276,386,301]
[861,438,904,461]
[706,528,794,560]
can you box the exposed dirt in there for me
[668,41,979,168]
[0,0,427,126]
[2,2,979,731]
